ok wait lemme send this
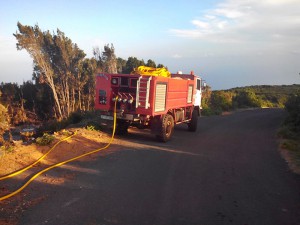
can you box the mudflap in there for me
[116,119,130,135]
[150,116,161,135]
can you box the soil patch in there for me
[0,128,116,225]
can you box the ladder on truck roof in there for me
[136,76,152,109]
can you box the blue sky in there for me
[0,0,299,90]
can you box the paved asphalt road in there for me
[19,109,300,224]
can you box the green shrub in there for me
[86,121,101,131]
[0,144,14,154]
[60,129,73,136]
[278,125,298,140]
[284,93,300,134]
[279,92,300,172]
[37,119,69,135]
[0,103,9,145]
[232,91,262,108]
[210,91,233,111]
[36,133,55,146]
[68,111,83,124]
[201,106,222,116]
[86,125,96,131]
[36,111,100,135]
[201,106,214,116]
[281,140,299,152]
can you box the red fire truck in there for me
[95,67,204,142]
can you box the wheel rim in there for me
[166,119,172,136]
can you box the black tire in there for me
[116,120,129,135]
[188,109,198,132]
[156,114,174,142]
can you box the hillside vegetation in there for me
[278,91,300,173]
[202,84,300,115]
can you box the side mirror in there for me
[202,82,207,90]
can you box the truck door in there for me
[194,78,202,107]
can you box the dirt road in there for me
[2,108,300,225]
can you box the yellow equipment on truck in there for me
[131,66,171,77]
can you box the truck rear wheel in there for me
[188,109,198,132]
[156,114,174,142]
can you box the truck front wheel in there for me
[188,109,198,132]
[156,114,174,142]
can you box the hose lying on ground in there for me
[0,131,77,181]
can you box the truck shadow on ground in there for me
[116,123,195,143]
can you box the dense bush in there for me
[278,92,300,171]
[202,87,264,116]
[201,106,215,116]
[68,111,84,124]
[0,103,9,145]
[36,110,103,136]
[210,91,233,112]
[284,93,300,135]
[232,91,262,108]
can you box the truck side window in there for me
[197,79,201,90]
[188,85,193,103]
